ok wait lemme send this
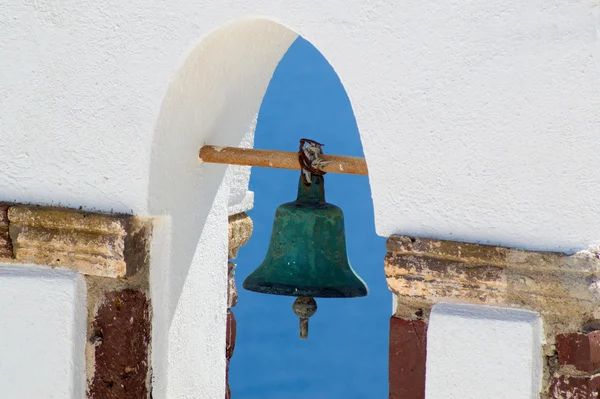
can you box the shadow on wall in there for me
[231,37,389,399]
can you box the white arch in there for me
[147,18,372,397]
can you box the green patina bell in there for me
[243,173,368,339]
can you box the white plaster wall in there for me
[426,303,544,399]
[225,128,255,216]
[1,0,599,253]
[2,0,600,397]
[0,264,87,399]
[163,184,230,398]
[146,20,296,397]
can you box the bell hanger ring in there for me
[298,138,331,186]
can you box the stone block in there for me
[6,205,151,278]
[228,213,253,259]
[385,235,600,332]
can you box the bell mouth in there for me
[242,279,368,298]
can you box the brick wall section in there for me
[389,317,427,399]
[549,375,600,398]
[86,217,153,398]
[0,203,255,398]
[88,290,151,398]
[547,331,600,398]
[226,213,253,399]
[384,234,600,398]
[0,202,153,398]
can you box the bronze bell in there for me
[243,172,368,339]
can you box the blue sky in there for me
[230,37,389,399]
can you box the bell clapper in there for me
[292,296,317,339]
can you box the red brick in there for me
[89,290,151,398]
[226,368,231,399]
[226,311,236,360]
[225,311,236,399]
[556,331,600,373]
[549,374,600,399]
[389,317,427,399]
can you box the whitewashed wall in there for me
[426,303,544,399]
[1,0,599,397]
[0,264,87,398]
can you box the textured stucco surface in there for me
[426,303,544,399]
[1,1,599,253]
[0,264,87,398]
[385,234,600,334]
[145,19,295,397]
[155,183,230,398]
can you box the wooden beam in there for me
[199,145,368,176]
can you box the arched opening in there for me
[230,38,388,398]
[148,18,297,398]
[148,17,386,398]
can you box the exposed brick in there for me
[226,311,236,360]
[226,311,237,399]
[549,374,600,399]
[225,213,251,399]
[556,331,600,373]
[0,204,12,259]
[389,317,427,399]
[89,290,151,399]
